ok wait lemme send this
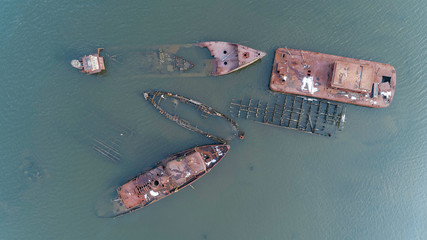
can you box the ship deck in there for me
[269,48,396,108]
[82,54,105,74]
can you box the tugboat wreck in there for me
[144,91,244,143]
[196,41,266,76]
[71,48,105,74]
[269,48,396,108]
[98,144,230,217]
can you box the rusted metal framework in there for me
[73,42,265,77]
[144,91,244,143]
[229,94,346,137]
[92,137,122,163]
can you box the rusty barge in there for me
[144,91,244,143]
[269,48,396,108]
[99,144,230,217]
[71,48,105,74]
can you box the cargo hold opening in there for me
[382,76,391,83]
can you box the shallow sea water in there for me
[0,0,426,239]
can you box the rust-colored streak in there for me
[269,48,396,108]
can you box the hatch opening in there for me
[382,76,391,83]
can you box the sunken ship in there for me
[269,48,396,108]
[101,144,229,217]
[143,91,244,143]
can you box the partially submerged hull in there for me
[269,48,396,108]
[93,42,265,78]
[143,91,244,143]
[196,41,266,76]
[97,144,230,217]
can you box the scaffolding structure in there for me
[229,94,346,137]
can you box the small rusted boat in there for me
[98,144,230,217]
[269,48,396,108]
[143,91,244,143]
[71,48,105,74]
[196,41,266,76]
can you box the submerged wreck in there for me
[144,91,244,143]
[195,41,266,76]
[131,47,195,75]
[78,42,265,78]
[98,144,230,217]
[229,93,346,137]
[71,48,105,74]
[269,48,396,108]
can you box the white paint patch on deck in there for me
[301,76,318,94]
[381,91,392,98]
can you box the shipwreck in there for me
[269,48,396,108]
[80,42,265,78]
[195,41,266,76]
[97,144,230,217]
[229,93,346,137]
[144,91,244,143]
[71,48,105,74]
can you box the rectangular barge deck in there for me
[269,48,396,108]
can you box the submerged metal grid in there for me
[229,94,346,137]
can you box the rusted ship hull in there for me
[98,144,230,217]
[196,41,266,76]
[143,91,244,143]
[269,48,396,108]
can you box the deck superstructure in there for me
[71,48,105,74]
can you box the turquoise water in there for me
[1,0,426,239]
